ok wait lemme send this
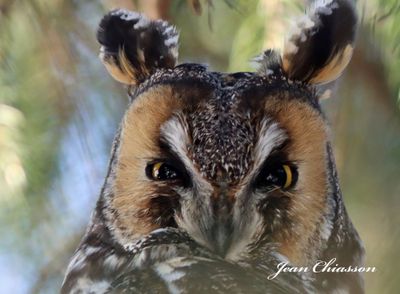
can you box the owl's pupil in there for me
[158,164,178,180]
[266,168,286,186]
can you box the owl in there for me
[61,0,365,293]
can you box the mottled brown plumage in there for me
[62,1,364,293]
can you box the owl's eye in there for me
[146,161,181,181]
[256,164,298,190]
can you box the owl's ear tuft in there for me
[254,49,283,77]
[97,9,179,85]
[282,0,357,85]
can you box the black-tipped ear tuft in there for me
[97,9,179,85]
[282,0,357,85]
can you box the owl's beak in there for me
[209,210,234,257]
[209,180,235,257]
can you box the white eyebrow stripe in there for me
[161,116,287,181]
[253,120,287,173]
[160,115,193,170]
[160,115,208,185]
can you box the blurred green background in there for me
[0,0,399,293]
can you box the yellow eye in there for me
[147,161,180,181]
[282,164,292,189]
[256,163,298,190]
[152,162,163,179]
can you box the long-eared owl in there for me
[62,0,365,293]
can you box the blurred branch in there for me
[349,31,399,117]
[0,0,14,16]
[187,0,203,15]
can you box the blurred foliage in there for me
[0,0,62,248]
[0,0,399,293]
[360,0,400,102]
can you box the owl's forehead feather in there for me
[119,63,325,183]
[130,63,320,112]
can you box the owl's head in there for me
[97,0,357,265]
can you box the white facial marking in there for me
[253,120,287,171]
[226,209,264,260]
[160,116,191,169]
[160,116,215,250]
[225,120,286,260]
[320,217,333,241]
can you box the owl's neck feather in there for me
[315,143,365,293]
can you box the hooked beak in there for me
[208,181,235,257]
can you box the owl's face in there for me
[96,2,357,266]
[103,67,327,264]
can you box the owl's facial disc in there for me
[109,79,329,264]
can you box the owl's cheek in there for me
[250,186,325,265]
[148,194,180,228]
[257,194,292,232]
